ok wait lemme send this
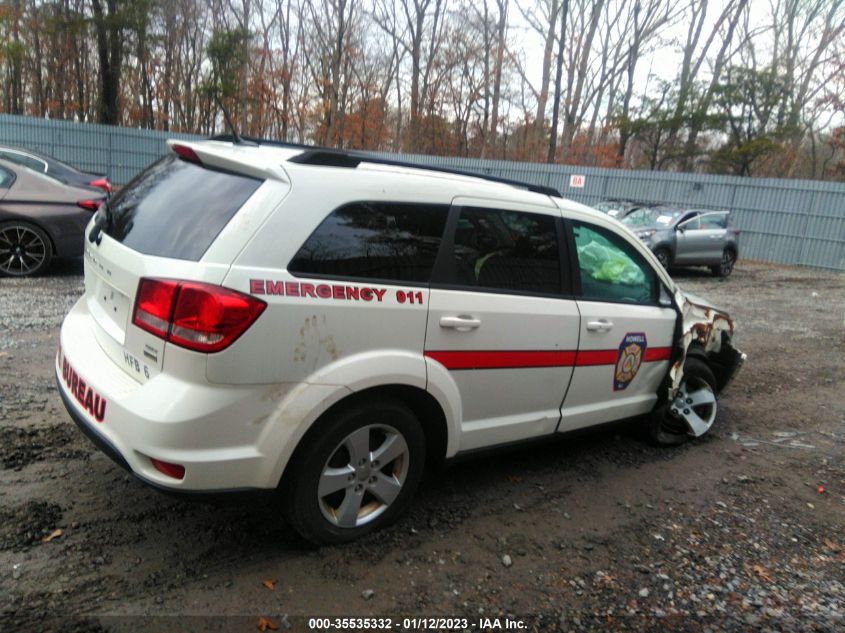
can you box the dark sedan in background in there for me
[0,158,105,276]
[0,145,111,193]
[621,205,740,277]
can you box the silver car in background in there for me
[622,206,740,277]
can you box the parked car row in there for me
[591,199,740,278]
[0,145,110,276]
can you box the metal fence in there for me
[2,113,844,271]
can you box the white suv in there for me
[57,139,744,543]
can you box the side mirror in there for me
[658,285,674,307]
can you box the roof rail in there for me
[208,134,562,198]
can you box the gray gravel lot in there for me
[0,258,843,632]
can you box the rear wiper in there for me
[88,201,112,246]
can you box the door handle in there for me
[439,315,481,331]
[586,319,614,332]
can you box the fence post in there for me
[797,190,817,267]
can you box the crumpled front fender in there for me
[670,288,746,403]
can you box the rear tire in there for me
[647,357,718,446]
[711,249,736,278]
[282,399,425,545]
[0,221,53,277]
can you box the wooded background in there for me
[1,0,844,180]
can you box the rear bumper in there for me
[57,372,131,473]
[56,371,274,500]
[56,297,309,491]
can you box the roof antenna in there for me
[214,93,256,146]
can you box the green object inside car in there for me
[577,240,645,285]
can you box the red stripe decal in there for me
[425,350,577,370]
[425,347,673,370]
[574,350,618,366]
[644,347,672,362]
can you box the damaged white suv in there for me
[57,138,745,543]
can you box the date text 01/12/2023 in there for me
[306,616,527,630]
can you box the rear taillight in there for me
[77,199,103,212]
[132,278,266,353]
[134,279,180,338]
[88,178,112,193]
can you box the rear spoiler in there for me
[165,140,289,182]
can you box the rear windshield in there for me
[104,154,262,261]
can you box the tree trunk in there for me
[547,0,568,162]
[91,0,123,125]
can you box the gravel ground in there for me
[0,258,843,632]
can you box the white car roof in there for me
[169,138,676,289]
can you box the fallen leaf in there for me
[752,564,772,583]
[507,475,522,482]
[262,578,277,590]
[42,529,63,543]
[257,616,279,631]
[823,539,842,552]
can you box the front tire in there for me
[282,399,425,545]
[647,357,718,446]
[0,221,53,277]
[711,249,736,277]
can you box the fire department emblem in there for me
[613,332,647,391]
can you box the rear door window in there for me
[104,154,262,261]
[288,201,449,284]
[700,212,728,229]
[677,213,701,230]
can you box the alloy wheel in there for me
[0,225,48,276]
[317,424,410,528]
[720,250,735,276]
[665,376,717,436]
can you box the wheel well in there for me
[685,340,736,393]
[281,384,449,486]
[653,245,673,261]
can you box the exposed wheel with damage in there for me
[647,357,718,446]
[282,398,426,544]
[0,221,53,277]
[711,248,736,278]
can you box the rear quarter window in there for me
[288,201,449,283]
[104,154,262,261]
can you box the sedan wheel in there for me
[0,222,53,277]
[654,248,671,270]
[712,249,736,278]
[283,399,425,544]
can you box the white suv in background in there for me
[56,139,745,543]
